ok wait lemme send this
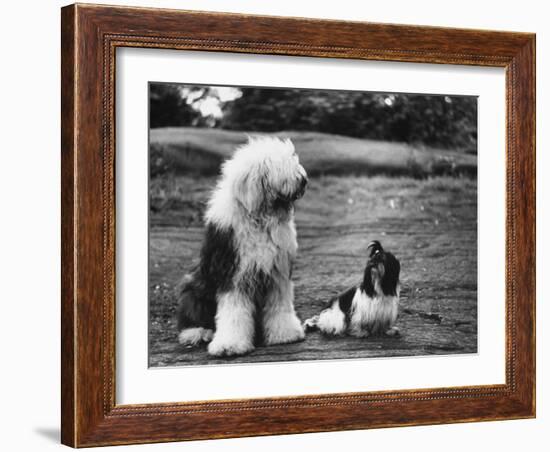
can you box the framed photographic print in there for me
[61,3,536,447]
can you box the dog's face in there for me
[229,137,308,217]
[363,241,401,297]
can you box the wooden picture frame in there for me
[61,3,536,447]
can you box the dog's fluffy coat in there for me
[176,137,308,356]
[304,241,401,337]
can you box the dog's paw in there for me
[303,316,319,333]
[178,328,214,346]
[348,328,370,338]
[265,315,305,345]
[207,338,254,357]
[316,309,346,336]
[384,326,400,337]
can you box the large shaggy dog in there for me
[304,241,401,337]
[176,136,308,356]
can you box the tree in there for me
[149,84,203,128]
[220,88,477,150]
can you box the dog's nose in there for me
[300,175,308,190]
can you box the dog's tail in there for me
[175,273,217,346]
[175,273,209,332]
[175,274,195,331]
[175,271,217,335]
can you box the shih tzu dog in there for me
[176,136,308,357]
[304,240,401,338]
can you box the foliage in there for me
[149,143,170,178]
[220,89,477,150]
[150,84,477,150]
[149,84,220,128]
[150,84,197,128]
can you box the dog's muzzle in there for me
[274,175,308,209]
[293,175,308,200]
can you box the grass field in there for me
[150,127,477,178]
[149,173,478,367]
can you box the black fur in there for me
[337,285,358,315]
[176,222,277,344]
[176,223,238,331]
[272,195,293,212]
[273,175,307,211]
[321,241,400,317]
[361,242,401,297]
[305,240,401,335]
[380,253,400,296]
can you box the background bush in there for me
[150,84,477,152]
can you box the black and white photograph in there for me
[148,82,478,367]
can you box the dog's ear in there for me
[235,171,254,212]
[362,262,376,297]
[381,254,400,296]
[234,168,266,214]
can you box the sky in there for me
[190,86,242,118]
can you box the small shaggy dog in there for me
[176,136,308,356]
[303,241,401,337]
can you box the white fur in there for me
[263,277,305,345]
[313,283,400,337]
[206,136,302,228]
[208,291,256,357]
[178,327,213,346]
[202,137,307,356]
[316,302,347,336]
[348,289,399,337]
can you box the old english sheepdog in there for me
[176,136,308,356]
[304,241,401,337]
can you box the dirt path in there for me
[149,176,477,367]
